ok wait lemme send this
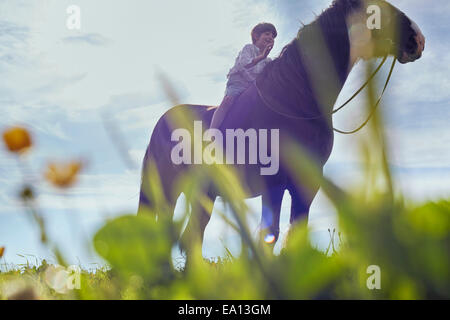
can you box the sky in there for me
[0,0,449,268]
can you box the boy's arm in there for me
[244,55,265,69]
[244,43,273,69]
[228,43,272,79]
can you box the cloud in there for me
[61,33,111,46]
[100,91,180,137]
[0,169,142,216]
[32,73,88,98]
[0,20,30,70]
[386,124,450,169]
[0,20,29,47]
[102,91,168,114]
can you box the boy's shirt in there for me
[225,44,272,96]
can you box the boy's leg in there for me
[210,95,236,129]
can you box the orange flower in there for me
[0,246,5,258]
[2,126,32,154]
[44,161,83,188]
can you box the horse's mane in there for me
[256,0,362,118]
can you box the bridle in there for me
[255,55,397,135]
[334,56,396,134]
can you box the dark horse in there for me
[138,0,425,247]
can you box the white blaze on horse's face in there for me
[347,11,375,64]
[347,0,425,65]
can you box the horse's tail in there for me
[137,146,153,215]
[137,148,171,216]
[137,113,170,216]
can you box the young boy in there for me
[210,23,277,128]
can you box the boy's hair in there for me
[251,23,277,44]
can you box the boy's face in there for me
[255,31,275,50]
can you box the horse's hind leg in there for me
[180,190,215,257]
[287,179,320,225]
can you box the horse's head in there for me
[346,0,425,64]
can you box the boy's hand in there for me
[262,40,274,58]
[245,41,274,69]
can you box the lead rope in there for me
[334,57,396,134]
[332,55,388,115]
[255,56,396,134]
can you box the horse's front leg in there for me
[261,185,285,244]
[287,179,320,225]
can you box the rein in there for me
[255,56,397,135]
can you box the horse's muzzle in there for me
[398,21,425,64]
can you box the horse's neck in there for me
[255,7,354,120]
[295,13,352,115]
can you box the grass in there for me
[1,197,448,300]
